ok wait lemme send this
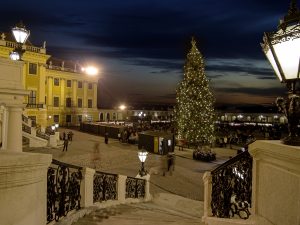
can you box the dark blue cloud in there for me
[0,0,294,107]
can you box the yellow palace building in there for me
[0,30,99,128]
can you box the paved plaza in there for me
[24,128,237,202]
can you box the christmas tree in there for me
[175,37,215,146]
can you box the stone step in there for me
[72,200,204,225]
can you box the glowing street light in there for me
[82,66,98,76]
[138,148,148,176]
[10,22,30,61]
[261,0,300,145]
[119,104,126,110]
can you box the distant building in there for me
[0,31,99,127]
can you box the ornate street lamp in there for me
[261,0,300,145]
[138,148,148,176]
[10,22,30,61]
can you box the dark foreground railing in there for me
[125,176,146,199]
[93,171,118,202]
[47,159,82,223]
[211,151,252,219]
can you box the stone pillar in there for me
[47,77,53,107]
[144,174,151,201]
[249,140,300,225]
[83,81,88,108]
[38,65,46,104]
[60,78,65,107]
[72,80,77,107]
[93,83,97,108]
[117,175,127,204]
[80,167,95,207]
[1,107,8,150]
[202,172,212,219]
[6,107,22,152]
[0,151,52,225]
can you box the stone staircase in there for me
[21,114,56,147]
[71,193,205,225]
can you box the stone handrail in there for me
[22,123,31,134]
[36,129,50,140]
[4,40,44,53]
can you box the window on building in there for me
[53,115,59,123]
[66,115,71,123]
[78,81,83,88]
[29,63,37,75]
[78,115,82,123]
[28,90,36,105]
[66,97,72,107]
[67,80,72,87]
[53,97,59,107]
[45,96,47,104]
[88,99,92,108]
[88,83,92,89]
[78,98,82,108]
[54,78,60,86]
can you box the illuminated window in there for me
[53,97,59,107]
[88,99,92,108]
[54,78,59,86]
[29,63,37,74]
[67,80,72,87]
[66,115,71,123]
[78,98,82,108]
[66,97,72,107]
[53,115,59,123]
[28,90,36,105]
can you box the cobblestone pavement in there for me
[24,128,237,201]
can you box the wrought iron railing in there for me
[36,129,50,140]
[93,171,118,202]
[211,151,252,220]
[22,123,31,134]
[125,176,146,199]
[47,159,82,223]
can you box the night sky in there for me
[0,0,292,109]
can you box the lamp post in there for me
[10,22,30,61]
[261,0,300,145]
[138,148,148,176]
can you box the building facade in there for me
[0,32,99,127]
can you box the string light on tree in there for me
[174,37,215,146]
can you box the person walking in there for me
[223,135,228,148]
[104,132,109,144]
[118,132,121,142]
[62,136,69,152]
[68,131,74,141]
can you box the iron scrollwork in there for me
[93,171,118,202]
[47,160,82,223]
[125,177,146,199]
[211,151,252,219]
